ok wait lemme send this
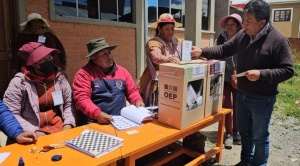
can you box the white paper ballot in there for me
[181,40,192,61]
[0,152,10,164]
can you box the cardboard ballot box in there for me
[158,63,207,129]
[204,60,225,118]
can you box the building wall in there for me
[272,22,293,37]
[288,37,300,52]
[214,0,230,40]
[270,3,300,38]
[23,0,137,83]
[291,5,300,37]
[23,0,213,83]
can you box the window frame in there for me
[147,0,212,31]
[272,8,293,23]
[49,0,137,28]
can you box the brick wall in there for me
[288,37,300,52]
[24,0,137,83]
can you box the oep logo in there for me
[164,92,177,100]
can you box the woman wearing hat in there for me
[216,13,243,148]
[137,13,182,106]
[11,13,67,77]
[3,42,75,143]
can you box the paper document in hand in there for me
[181,40,192,61]
[111,105,154,130]
[66,130,124,158]
[232,71,246,77]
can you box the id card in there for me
[181,40,192,61]
[38,36,46,43]
[52,90,64,106]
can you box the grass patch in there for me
[274,51,300,121]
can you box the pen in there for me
[18,157,25,166]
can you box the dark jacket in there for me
[202,24,294,96]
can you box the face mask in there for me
[38,60,54,75]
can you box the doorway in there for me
[0,0,18,99]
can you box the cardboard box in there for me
[158,63,207,129]
[204,60,225,118]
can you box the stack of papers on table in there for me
[66,130,124,158]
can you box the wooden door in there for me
[0,0,17,99]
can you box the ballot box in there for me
[158,63,207,129]
[203,60,225,118]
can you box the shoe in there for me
[234,161,248,166]
[233,132,241,145]
[224,134,233,149]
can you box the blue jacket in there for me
[0,100,23,141]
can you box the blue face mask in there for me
[38,60,55,75]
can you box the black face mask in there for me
[38,60,55,75]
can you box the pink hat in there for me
[18,42,60,66]
[150,13,182,28]
[219,13,243,29]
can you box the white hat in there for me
[20,13,50,27]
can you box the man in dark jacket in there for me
[0,100,37,144]
[191,1,294,166]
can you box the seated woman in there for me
[3,42,75,144]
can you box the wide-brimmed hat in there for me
[20,13,50,27]
[86,38,118,58]
[150,13,182,28]
[19,42,60,66]
[219,13,242,29]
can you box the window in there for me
[148,0,182,27]
[202,0,209,30]
[273,9,292,22]
[148,0,210,30]
[54,0,133,23]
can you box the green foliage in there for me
[274,65,300,121]
[292,49,300,64]
[292,49,300,76]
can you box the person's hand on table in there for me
[96,112,113,124]
[35,131,46,138]
[135,101,145,107]
[63,124,72,130]
[16,131,37,144]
